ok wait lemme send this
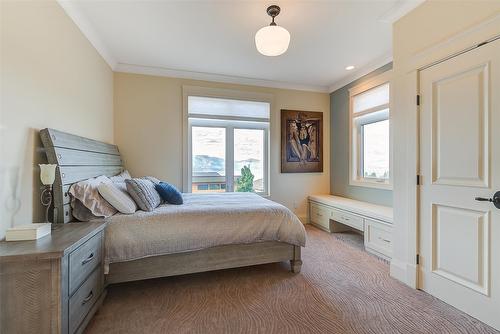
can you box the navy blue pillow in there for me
[155,182,183,205]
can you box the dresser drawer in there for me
[331,209,364,231]
[69,231,102,294]
[69,267,102,334]
[364,218,392,258]
[310,203,331,231]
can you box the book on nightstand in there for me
[5,223,52,241]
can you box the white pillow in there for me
[97,182,137,214]
[69,176,117,218]
[110,170,132,183]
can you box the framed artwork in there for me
[281,109,323,173]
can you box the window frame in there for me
[182,86,273,196]
[189,118,269,195]
[348,71,393,190]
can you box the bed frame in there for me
[39,128,302,284]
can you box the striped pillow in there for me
[97,182,137,214]
[125,178,161,212]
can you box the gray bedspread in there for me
[103,192,306,273]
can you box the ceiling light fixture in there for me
[255,5,290,57]
[345,65,355,71]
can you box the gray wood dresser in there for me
[0,222,106,334]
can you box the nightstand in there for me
[0,221,106,334]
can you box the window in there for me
[209,184,220,190]
[186,94,270,195]
[349,75,391,189]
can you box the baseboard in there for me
[406,263,418,288]
[390,258,417,288]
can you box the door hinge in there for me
[416,254,420,265]
[416,94,421,106]
[416,174,421,185]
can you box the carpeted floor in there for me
[85,225,498,334]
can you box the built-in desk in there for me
[308,195,393,260]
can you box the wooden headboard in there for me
[39,128,123,223]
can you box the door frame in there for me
[392,13,500,289]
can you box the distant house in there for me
[192,171,226,192]
[192,171,263,193]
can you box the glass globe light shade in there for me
[255,25,290,56]
[39,164,57,185]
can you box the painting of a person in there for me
[288,121,302,161]
[287,117,319,163]
[308,123,317,160]
[281,110,323,173]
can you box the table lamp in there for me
[39,164,57,223]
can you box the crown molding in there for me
[378,0,425,24]
[114,63,330,93]
[57,0,117,69]
[327,53,393,93]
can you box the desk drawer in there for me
[69,267,102,334]
[69,231,102,294]
[364,218,392,258]
[331,209,364,231]
[310,203,331,231]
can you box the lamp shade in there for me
[255,25,290,56]
[39,164,57,185]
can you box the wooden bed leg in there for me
[290,259,303,273]
[290,246,302,273]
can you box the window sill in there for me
[349,179,393,191]
[186,191,270,197]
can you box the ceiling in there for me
[60,0,423,92]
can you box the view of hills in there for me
[193,155,224,172]
[193,155,263,179]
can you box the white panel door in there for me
[419,39,500,330]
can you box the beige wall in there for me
[390,1,500,286]
[393,1,500,70]
[114,72,330,220]
[0,1,114,238]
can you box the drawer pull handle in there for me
[378,237,391,243]
[82,290,94,305]
[82,253,95,265]
[317,213,323,217]
[341,216,350,221]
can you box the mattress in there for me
[103,192,306,273]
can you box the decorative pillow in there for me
[110,170,132,183]
[155,182,183,205]
[69,175,117,217]
[143,176,160,184]
[70,198,100,222]
[97,182,137,214]
[125,178,161,212]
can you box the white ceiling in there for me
[60,0,423,92]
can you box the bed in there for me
[40,128,304,284]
